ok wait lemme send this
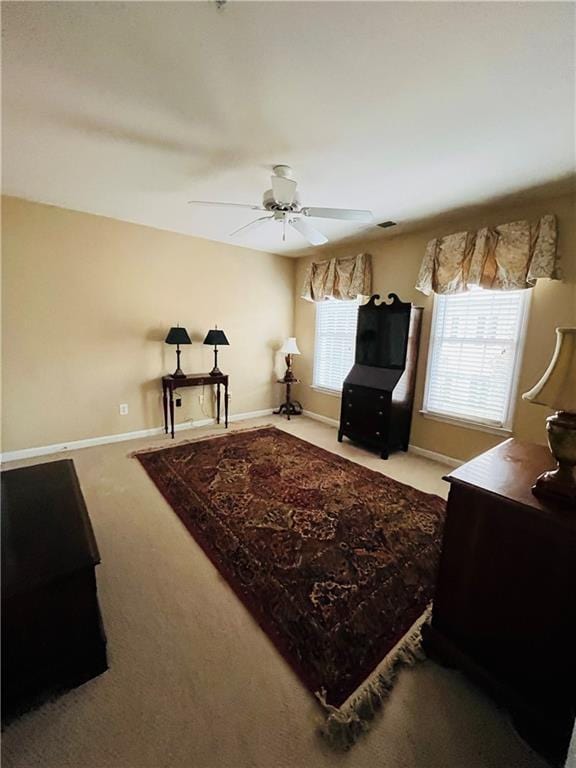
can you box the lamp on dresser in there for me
[523,327,576,506]
[165,325,192,379]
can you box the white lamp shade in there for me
[280,337,301,355]
[523,327,576,413]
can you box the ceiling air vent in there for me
[377,221,397,229]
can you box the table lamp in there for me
[280,337,301,382]
[203,326,229,376]
[522,327,576,506]
[165,325,192,378]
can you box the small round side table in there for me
[274,378,303,420]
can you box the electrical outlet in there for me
[119,403,128,416]
[175,396,182,408]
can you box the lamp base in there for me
[533,467,576,506]
[532,411,576,508]
[171,347,186,379]
[209,366,222,377]
[283,353,296,382]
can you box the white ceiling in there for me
[2,1,575,256]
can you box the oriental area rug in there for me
[135,426,446,748]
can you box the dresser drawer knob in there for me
[376,431,381,436]
[378,411,383,416]
[379,395,384,400]
[346,421,350,426]
[348,403,352,408]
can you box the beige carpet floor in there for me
[1,416,547,768]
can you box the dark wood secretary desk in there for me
[423,439,576,765]
[162,373,229,438]
[338,294,422,459]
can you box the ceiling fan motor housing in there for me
[263,189,301,212]
[272,164,293,179]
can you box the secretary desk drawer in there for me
[342,385,388,413]
[341,416,387,442]
[341,385,389,441]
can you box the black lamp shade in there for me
[203,329,229,346]
[165,326,192,345]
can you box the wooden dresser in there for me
[1,459,108,721]
[338,293,422,459]
[423,439,576,765]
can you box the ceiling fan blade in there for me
[302,206,373,223]
[290,218,328,246]
[188,200,265,211]
[271,176,297,206]
[229,216,274,237]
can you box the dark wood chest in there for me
[1,459,108,721]
[423,439,576,765]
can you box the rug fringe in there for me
[316,606,431,751]
[128,423,277,458]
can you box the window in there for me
[313,298,359,392]
[423,289,530,430]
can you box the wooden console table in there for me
[162,373,229,438]
[423,439,576,765]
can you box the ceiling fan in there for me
[188,165,373,246]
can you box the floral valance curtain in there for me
[415,214,558,295]
[301,253,372,302]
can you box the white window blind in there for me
[424,289,529,428]
[313,299,359,392]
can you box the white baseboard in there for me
[2,408,462,468]
[302,410,461,467]
[0,409,274,464]
[407,444,462,468]
[302,410,340,428]
[229,409,274,423]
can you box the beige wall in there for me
[1,196,294,453]
[3,192,575,460]
[293,191,576,461]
